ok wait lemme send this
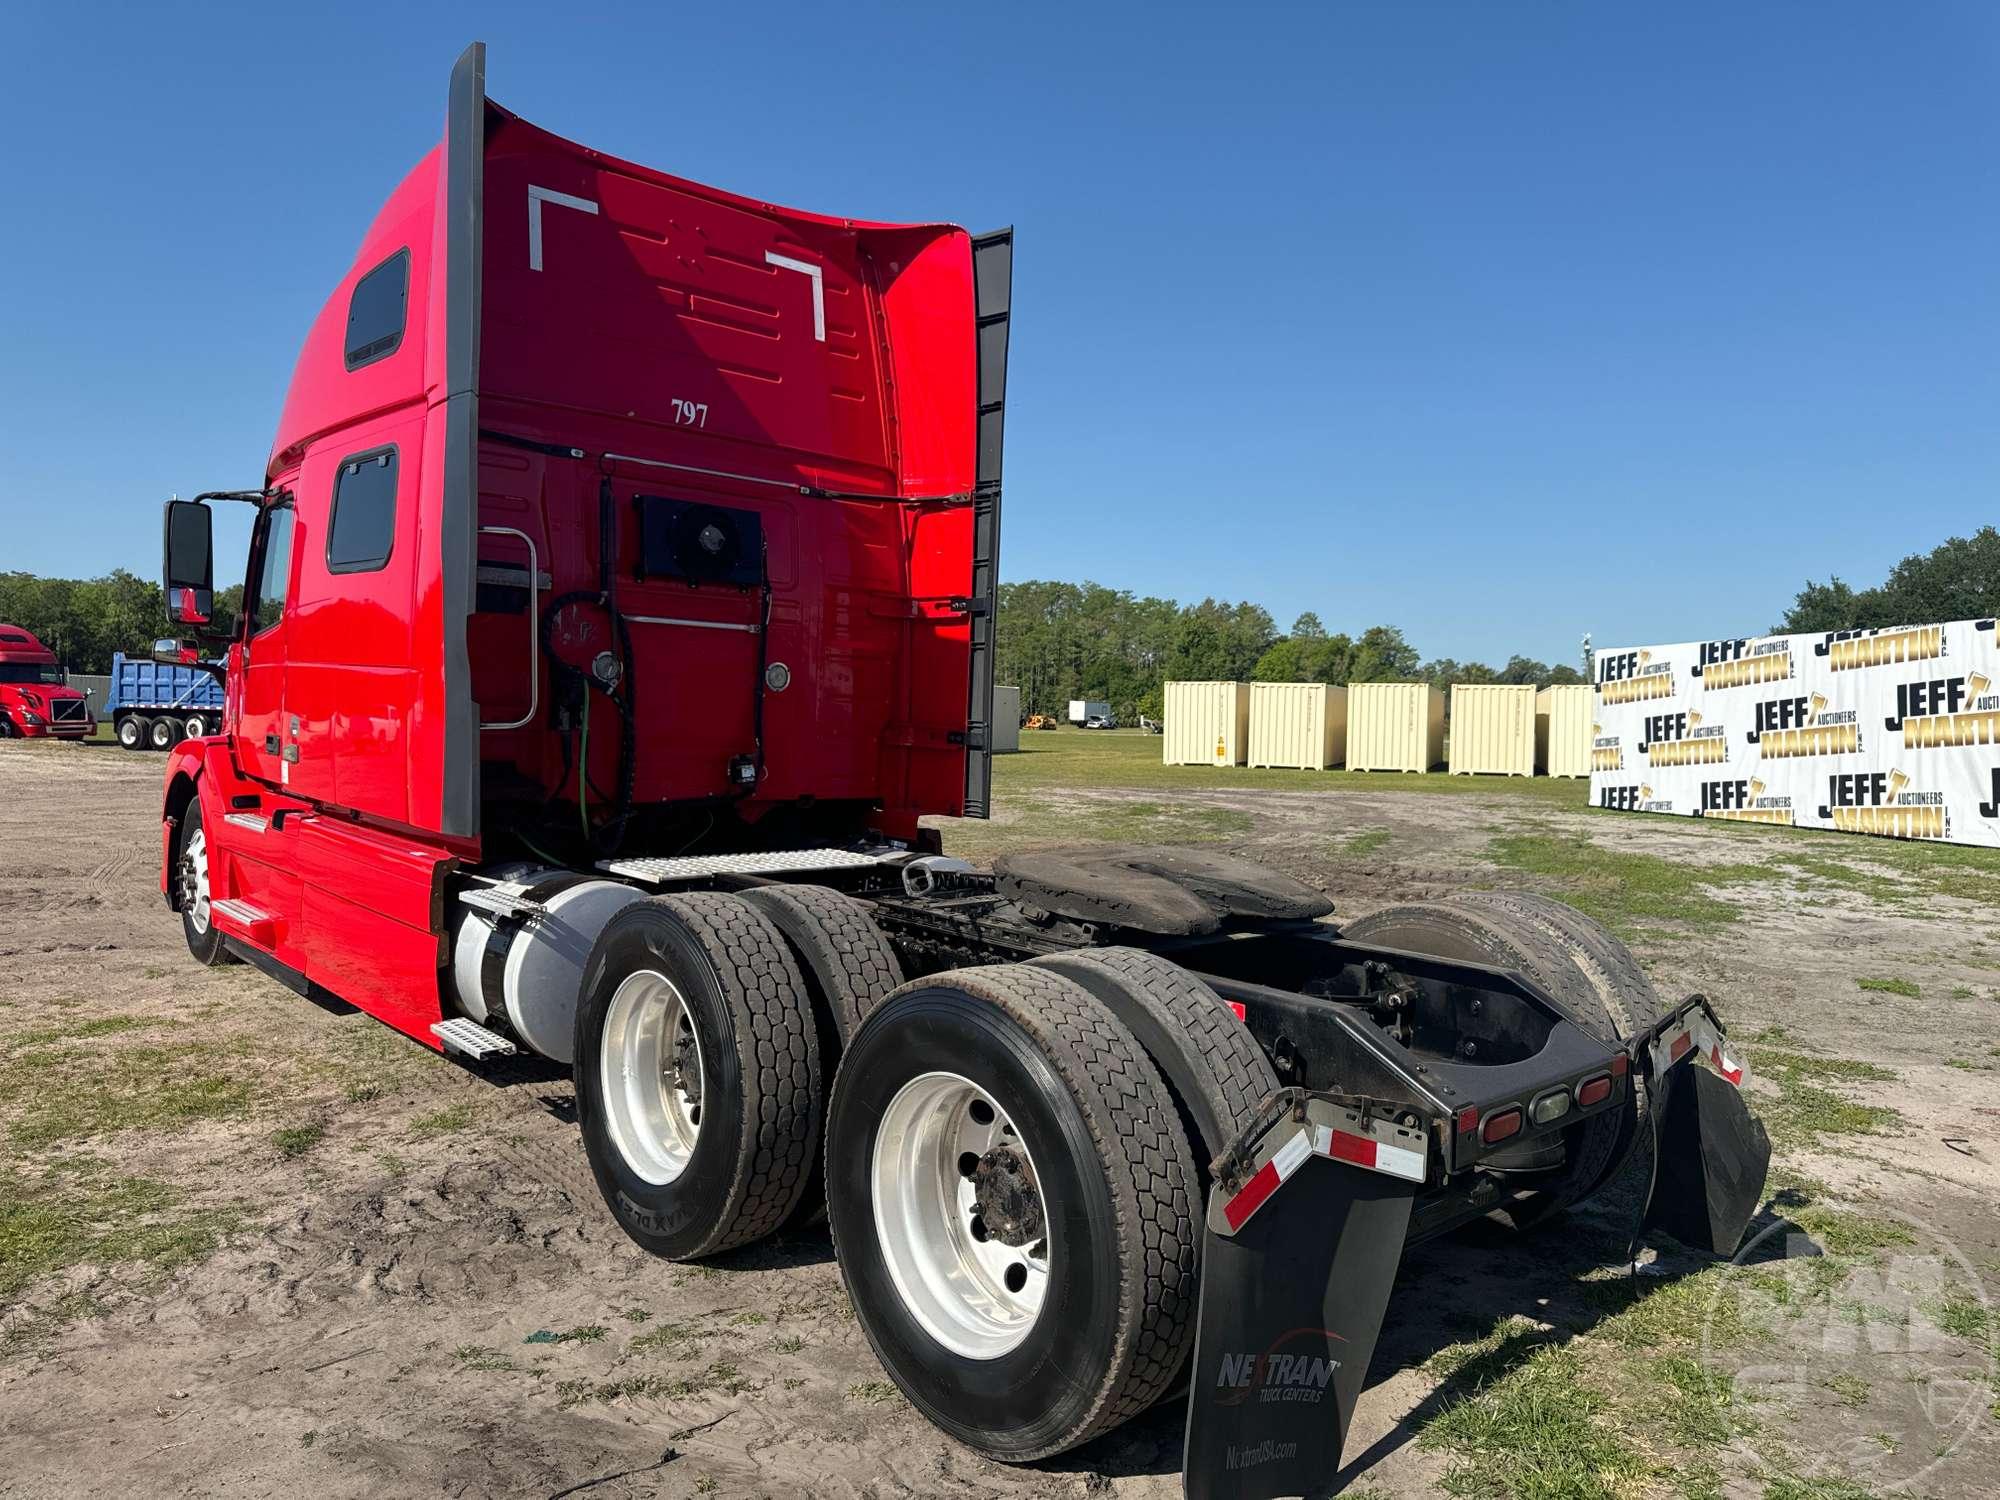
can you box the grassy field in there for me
[996,727,1589,801]
[4,734,1996,1500]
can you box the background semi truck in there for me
[0,625,92,739]
[106,651,226,750]
[151,44,1770,1500]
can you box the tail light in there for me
[1480,1107,1522,1145]
[1530,1089,1571,1126]
[1576,1074,1614,1108]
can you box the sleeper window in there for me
[343,250,409,370]
[327,449,398,573]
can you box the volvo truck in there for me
[154,44,1770,1500]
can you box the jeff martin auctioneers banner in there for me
[1589,617,2000,849]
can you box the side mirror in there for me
[152,639,201,666]
[163,499,214,627]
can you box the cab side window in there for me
[327,448,398,573]
[247,507,295,636]
[344,250,409,370]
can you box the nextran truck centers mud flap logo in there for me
[1692,636,1794,690]
[1597,649,1675,705]
[1816,623,1949,672]
[1748,692,1861,759]
[1591,722,1624,773]
[1223,1439,1301,1474]
[1213,1327,1343,1407]
[1884,672,1998,750]
[1820,769,1951,840]
[1694,777,1795,826]
[1637,709,1728,767]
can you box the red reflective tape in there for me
[1610,1052,1629,1077]
[1226,1000,1247,1022]
[1709,1043,1743,1086]
[1326,1129,1378,1170]
[1669,1031,1693,1063]
[1223,1158,1281,1231]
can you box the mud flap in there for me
[1639,1057,1771,1257]
[1183,1155,1415,1500]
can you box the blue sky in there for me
[3,3,1995,668]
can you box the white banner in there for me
[1589,617,2000,849]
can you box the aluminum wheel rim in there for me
[600,969,705,1185]
[179,826,211,935]
[871,1071,1051,1360]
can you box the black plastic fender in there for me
[1632,996,1772,1258]
[1639,1064,1771,1256]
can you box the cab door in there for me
[237,497,298,788]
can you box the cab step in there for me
[210,898,277,945]
[431,1017,518,1060]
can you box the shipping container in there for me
[1247,682,1348,769]
[993,685,1022,754]
[1346,682,1445,773]
[1449,684,1537,776]
[1163,681,1252,766]
[1535,685,1592,778]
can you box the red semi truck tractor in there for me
[156,45,1770,1499]
[0,626,93,739]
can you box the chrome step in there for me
[457,884,550,920]
[211,898,277,943]
[431,1017,518,1059]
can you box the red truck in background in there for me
[0,625,94,739]
[153,45,1769,1500]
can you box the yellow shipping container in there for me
[1449,684,1537,776]
[1347,682,1444,772]
[1247,682,1347,768]
[1163,681,1252,766]
[1535,684,1591,778]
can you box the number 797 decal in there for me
[670,399,709,428]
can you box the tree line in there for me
[1776,525,1998,634]
[0,571,241,674]
[996,584,1587,724]
[5,523,1991,698]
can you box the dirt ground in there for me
[2,738,1996,1500]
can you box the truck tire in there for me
[1029,946,1278,1181]
[182,713,209,739]
[573,892,821,1260]
[825,963,1199,1462]
[734,883,906,1228]
[147,715,179,751]
[735,884,905,1046]
[173,801,232,967]
[1339,893,1662,1226]
[117,715,146,751]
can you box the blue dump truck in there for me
[107,652,225,751]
